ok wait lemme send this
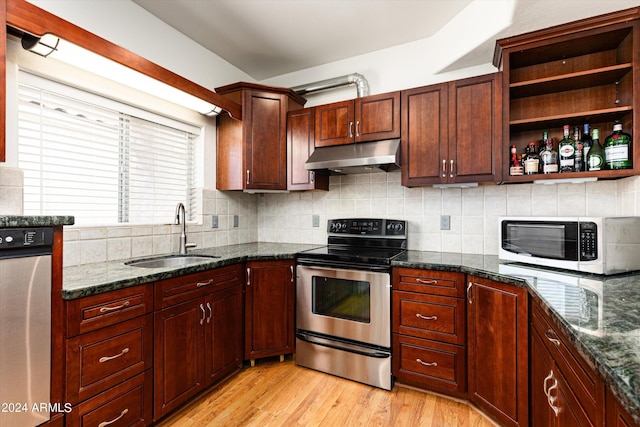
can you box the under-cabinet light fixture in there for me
[433,183,479,189]
[21,33,222,116]
[534,177,598,185]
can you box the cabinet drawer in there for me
[154,264,243,308]
[531,299,605,424]
[66,285,153,337]
[393,334,466,394]
[66,314,153,404]
[393,268,465,297]
[393,291,465,345]
[66,370,152,427]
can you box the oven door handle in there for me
[296,257,391,272]
[296,332,390,359]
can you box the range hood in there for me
[304,139,401,175]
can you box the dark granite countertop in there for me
[63,245,640,423]
[0,215,75,227]
[62,242,321,299]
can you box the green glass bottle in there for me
[587,129,605,171]
[604,123,632,169]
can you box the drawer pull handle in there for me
[416,359,437,367]
[544,329,561,347]
[99,301,130,313]
[416,314,438,321]
[416,278,437,285]
[99,347,129,363]
[196,279,214,288]
[98,408,128,427]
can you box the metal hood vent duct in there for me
[304,139,400,175]
[292,73,370,98]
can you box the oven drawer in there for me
[393,268,465,297]
[393,334,466,395]
[393,291,465,345]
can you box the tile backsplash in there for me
[2,166,638,266]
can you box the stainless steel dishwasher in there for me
[0,227,53,427]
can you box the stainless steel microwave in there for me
[499,216,640,275]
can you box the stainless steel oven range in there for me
[295,218,407,390]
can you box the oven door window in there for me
[311,276,370,323]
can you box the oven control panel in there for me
[327,219,406,236]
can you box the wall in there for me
[259,173,640,253]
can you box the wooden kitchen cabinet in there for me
[530,298,605,427]
[153,264,243,420]
[286,107,329,191]
[495,9,640,183]
[245,260,295,363]
[401,73,502,186]
[314,91,400,147]
[392,268,467,395]
[607,388,640,427]
[216,82,306,191]
[467,275,528,427]
[64,284,154,427]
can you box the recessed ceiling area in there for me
[132,0,473,80]
[132,0,640,81]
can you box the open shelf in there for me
[510,63,632,99]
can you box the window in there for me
[17,72,199,226]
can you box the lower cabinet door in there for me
[154,299,205,420]
[392,334,466,395]
[206,285,243,383]
[66,370,152,427]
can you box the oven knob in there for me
[394,223,404,232]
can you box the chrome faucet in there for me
[175,202,196,254]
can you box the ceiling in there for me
[132,0,639,81]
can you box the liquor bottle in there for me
[587,128,605,171]
[573,126,583,172]
[523,141,540,175]
[509,145,524,176]
[604,123,633,169]
[540,134,558,174]
[581,123,592,171]
[558,125,575,172]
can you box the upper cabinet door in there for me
[244,90,288,191]
[449,73,502,184]
[401,83,449,186]
[287,107,329,191]
[355,91,401,143]
[315,99,355,147]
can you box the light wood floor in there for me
[157,357,498,427]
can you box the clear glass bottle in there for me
[540,134,558,174]
[580,123,592,172]
[523,141,540,175]
[509,144,524,176]
[587,128,605,171]
[604,123,632,169]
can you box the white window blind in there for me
[18,75,198,226]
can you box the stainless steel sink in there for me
[125,254,220,269]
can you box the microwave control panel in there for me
[579,222,597,261]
